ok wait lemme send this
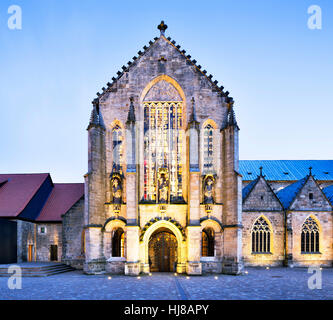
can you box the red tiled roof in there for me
[0,174,49,218]
[36,183,84,222]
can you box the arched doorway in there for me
[148,228,178,272]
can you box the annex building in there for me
[0,22,332,275]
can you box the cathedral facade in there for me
[82,21,243,276]
[1,22,332,275]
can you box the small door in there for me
[50,245,58,261]
[28,245,33,262]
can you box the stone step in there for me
[0,263,75,277]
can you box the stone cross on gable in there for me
[158,20,168,36]
[259,166,263,176]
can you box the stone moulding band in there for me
[223,224,243,229]
[84,224,103,229]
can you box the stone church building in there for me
[1,22,333,275]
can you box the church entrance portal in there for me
[148,228,178,272]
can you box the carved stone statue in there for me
[158,172,169,204]
[111,177,122,204]
[203,176,215,204]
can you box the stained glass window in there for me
[301,217,320,253]
[203,124,213,171]
[112,125,123,173]
[143,101,183,202]
[252,217,271,253]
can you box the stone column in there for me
[84,99,107,274]
[186,98,202,275]
[124,97,140,275]
[83,227,105,274]
[221,100,243,275]
[285,211,294,266]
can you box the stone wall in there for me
[242,212,284,266]
[17,220,36,262]
[290,211,333,267]
[62,198,85,269]
[35,223,62,262]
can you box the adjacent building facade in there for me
[1,23,332,275]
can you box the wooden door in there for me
[149,231,177,272]
[28,245,33,262]
[50,245,58,261]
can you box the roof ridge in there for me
[53,183,84,186]
[0,173,50,176]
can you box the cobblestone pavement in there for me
[0,267,332,300]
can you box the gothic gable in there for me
[290,175,332,211]
[243,176,283,211]
[95,26,232,130]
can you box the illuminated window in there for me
[252,217,271,253]
[202,228,214,257]
[112,228,124,257]
[143,101,183,201]
[112,125,123,173]
[203,124,214,171]
[301,217,319,253]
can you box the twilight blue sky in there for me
[0,0,332,182]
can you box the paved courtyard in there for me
[0,267,332,300]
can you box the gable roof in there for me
[240,160,333,181]
[36,183,84,222]
[242,174,284,210]
[95,23,232,103]
[276,176,309,209]
[0,174,50,218]
[242,177,260,202]
[323,185,333,205]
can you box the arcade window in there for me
[252,217,271,253]
[203,124,214,172]
[301,217,320,253]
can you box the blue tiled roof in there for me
[239,160,333,181]
[242,177,259,201]
[276,176,308,209]
[323,185,333,204]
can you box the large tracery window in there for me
[203,124,214,171]
[112,125,123,173]
[143,101,183,202]
[252,217,271,253]
[301,217,320,253]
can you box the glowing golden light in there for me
[143,101,183,202]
